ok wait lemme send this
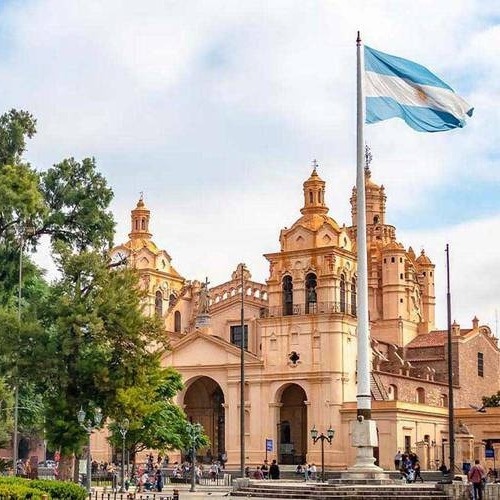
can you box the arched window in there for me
[441,394,448,407]
[141,219,145,230]
[340,274,346,313]
[305,273,317,314]
[350,278,357,316]
[169,293,176,307]
[388,384,398,401]
[282,276,293,316]
[373,215,379,224]
[416,387,425,404]
[309,191,313,203]
[174,311,181,333]
[155,291,163,317]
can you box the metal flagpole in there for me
[445,244,455,473]
[349,31,380,472]
[355,31,371,425]
[240,264,245,478]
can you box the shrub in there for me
[0,482,48,499]
[0,477,86,500]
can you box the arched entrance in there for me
[278,384,307,465]
[183,377,225,463]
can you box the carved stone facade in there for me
[110,163,500,471]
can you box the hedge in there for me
[0,477,86,500]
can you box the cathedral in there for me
[110,162,500,472]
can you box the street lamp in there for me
[310,425,335,482]
[77,407,103,493]
[186,422,203,492]
[117,419,129,493]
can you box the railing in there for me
[262,301,357,318]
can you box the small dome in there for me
[382,241,405,252]
[416,249,432,265]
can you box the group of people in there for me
[394,450,423,483]
[246,459,280,479]
[295,463,318,481]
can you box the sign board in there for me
[265,438,273,452]
[486,448,495,458]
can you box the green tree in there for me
[107,367,205,465]
[482,391,500,407]
[40,157,115,252]
[34,250,170,477]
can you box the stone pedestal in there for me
[195,314,211,329]
[455,433,474,473]
[340,418,391,483]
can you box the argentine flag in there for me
[365,46,473,132]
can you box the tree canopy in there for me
[0,108,188,475]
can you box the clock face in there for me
[110,249,129,267]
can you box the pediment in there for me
[166,331,259,367]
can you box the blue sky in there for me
[0,0,499,331]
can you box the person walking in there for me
[394,450,402,470]
[414,460,424,483]
[468,459,486,500]
[269,459,280,480]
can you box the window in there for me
[478,352,484,377]
[416,387,425,404]
[155,291,163,317]
[391,257,395,263]
[404,435,411,453]
[230,325,248,350]
[388,384,398,400]
[340,274,346,313]
[350,278,357,316]
[441,394,448,407]
[282,276,293,316]
[305,273,317,314]
[174,311,181,333]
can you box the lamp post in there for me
[310,426,335,482]
[77,407,103,493]
[118,419,129,493]
[13,222,34,475]
[186,422,203,492]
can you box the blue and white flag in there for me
[364,46,473,132]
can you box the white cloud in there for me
[3,0,499,334]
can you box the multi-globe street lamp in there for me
[77,407,103,493]
[117,419,129,493]
[186,422,203,492]
[310,425,335,482]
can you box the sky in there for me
[0,0,499,332]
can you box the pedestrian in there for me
[468,459,486,500]
[414,461,424,482]
[261,460,269,479]
[394,450,402,470]
[253,466,264,479]
[155,467,163,492]
[269,459,280,479]
[309,463,317,481]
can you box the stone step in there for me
[231,484,449,499]
[232,493,448,500]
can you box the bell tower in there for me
[129,193,152,240]
[301,160,329,216]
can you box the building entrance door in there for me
[184,377,225,463]
[278,384,307,465]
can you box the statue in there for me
[198,278,211,315]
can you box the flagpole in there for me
[356,31,371,424]
[445,244,455,474]
[348,30,380,473]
